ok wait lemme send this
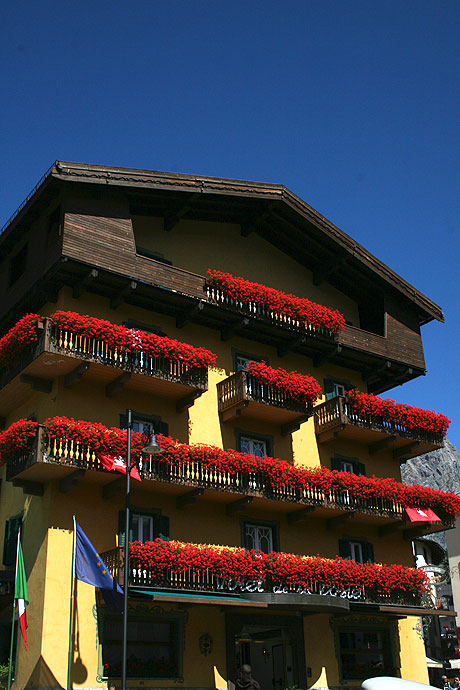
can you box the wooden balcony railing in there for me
[217,370,312,434]
[101,545,424,609]
[205,283,337,339]
[314,396,444,461]
[0,319,208,417]
[5,425,435,527]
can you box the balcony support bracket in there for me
[326,512,355,530]
[368,436,397,455]
[403,524,431,540]
[20,374,52,393]
[281,414,310,437]
[110,280,137,310]
[393,441,420,461]
[221,318,249,342]
[313,344,342,368]
[102,478,125,501]
[64,362,90,388]
[106,372,131,398]
[72,268,99,298]
[277,336,306,358]
[177,488,204,510]
[176,300,204,329]
[59,469,86,494]
[379,521,403,537]
[287,507,316,524]
[221,401,249,423]
[226,496,253,517]
[12,479,44,496]
[316,428,343,444]
[176,389,203,413]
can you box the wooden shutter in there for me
[355,461,366,476]
[119,413,128,430]
[331,457,342,471]
[363,542,375,563]
[154,515,170,541]
[3,517,21,567]
[338,539,351,560]
[158,421,169,436]
[324,378,335,400]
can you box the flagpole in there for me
[121,409,132,690]
[66,515,76,690]
[7,529,21,690]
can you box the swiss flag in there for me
[405,506,441,522]
[98,453,141,481]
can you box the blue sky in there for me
[1,1,459,447]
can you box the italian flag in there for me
[15,539,29,651]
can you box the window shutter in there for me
[3,517,21,567]
[158,421,169,436]
[324,378,335,400]
[338,539,351,560]
[355,461,366,476]
[154,515,170,541]
[331,457,341,471]
[364,542,375,563]
[119,413,128,430]
[118,511,133,547]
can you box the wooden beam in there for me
[403,525,431,540]
[164,192,201,231]
[72,268,99,298]
[368,436,397,455]
[12,479,44,496]
[177,488,204,510]
[102,478,125,500]
[0,417,5,430]
[220,317,249,342]
[176,389,203,413]
[281,414,310,437]
[312,255,348,286]
[106,372,131,398]
[110,280,137,309]
[64,362,90,388]
[220,401,249,423]
[287,507,316,524]
[20,374,52,393]
[59,469,86,494]
[313,344,342,368]
[379,520,403,537]
[277,336,306,357]
[326,512,355,530]
[363,361,392,383]
[240,203,278,238]
[226,496,253,516]
[176,300,204,328]
[393,441,420,461]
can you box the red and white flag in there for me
[15,535,29,650]
[98,453,141,481]
[405,506,441,522]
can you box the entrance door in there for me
[234,626,298,690]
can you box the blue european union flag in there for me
[75,521,123,594]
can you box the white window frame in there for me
[245,523,274,554]
[132,513,154,542]
[349,541,364,563]
[239,435,268,457]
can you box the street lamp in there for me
[122,410,164,690]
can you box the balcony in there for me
[4,419,455,534]
[217,370,313,434]
[101,541,428,611]
[314,395,445,461]
[0,317,210,417]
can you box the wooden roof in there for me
[1,160,444,325]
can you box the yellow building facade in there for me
[0,162,453,690]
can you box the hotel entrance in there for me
[226,614,306,690]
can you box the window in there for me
[8,244,28,287]
[338,628,394,680]
[3,516,22,567]
[239,434,268,457]
[118,510,170,545]
[324,378,350,400]
[339,539,374,564]
[233,350,266,372]
[101,613,183,679]
[244,523,274,554]
[331,456,366,476]
[119,411,168,437]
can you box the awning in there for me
[129,589,268,607]
[426,656,443,668]
[448,659,460,669]
[378,605,457,617]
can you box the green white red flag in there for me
[15,538,29,650]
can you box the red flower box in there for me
[346,389,450,438]
[1,417,459,522]
[245,361,322,404]
[129,539,429,600]
[207,269,346,334]
[0,311,217,372]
